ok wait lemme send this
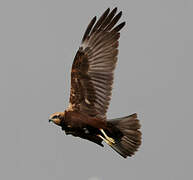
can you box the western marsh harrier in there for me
[49,8,141,158]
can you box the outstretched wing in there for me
[67,8,125,119]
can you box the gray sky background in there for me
[0,0,193,179]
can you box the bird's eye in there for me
[52,115,58,119]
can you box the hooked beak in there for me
[48,117,61,126]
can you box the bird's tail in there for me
[106,113,142,158]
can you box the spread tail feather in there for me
[107,113,142,158]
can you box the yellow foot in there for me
[97,135,113,146]
[99,129,115,144]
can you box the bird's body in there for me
[49,8,142,158]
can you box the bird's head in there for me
[48,112,65,126]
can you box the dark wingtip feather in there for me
[111,7,118,15]
[100,7,118,30]
[82,8,125,42]
[95,8,109,26]
[113,7,117,11]
[113,21,126,32]
[106,7,111,12]
[82,16,97,42]
[90,8,111,35]
[105,11,123,31]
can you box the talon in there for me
[97,134,113,146]
[99,129,115,144]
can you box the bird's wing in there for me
[67,8,125,119]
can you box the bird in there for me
[49,7,142,158]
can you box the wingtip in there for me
[120,21,126,28]
[93,16,97,21]
[118,11,122,17]
[106,7,110,13]
[112,7,118,12]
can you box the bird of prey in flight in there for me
[49,7,141,158]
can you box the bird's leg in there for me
[97,135,113,146]
[99,129,115,144]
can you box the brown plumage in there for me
[49,8,142,158]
